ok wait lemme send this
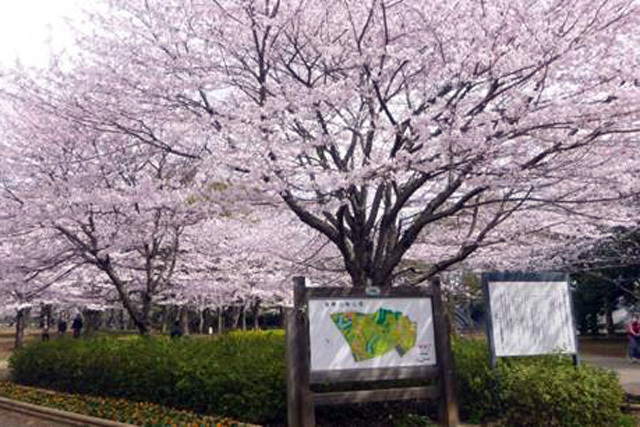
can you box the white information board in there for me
[308,297,436,372]
[487,280,577,357]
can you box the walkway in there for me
[0,406,70,426]
[582,354,640,397]
[0,361,8,380]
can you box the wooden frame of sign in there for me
[285,276,459,427]
[482,271,580,368]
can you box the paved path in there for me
[582,354,640,396]
[0,406,70,426]
[0,361,8,380]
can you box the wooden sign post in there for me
[285,276,459,427]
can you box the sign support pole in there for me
[431,277,460,427]
[286,277,315,426]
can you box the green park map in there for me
[331,308,417,362]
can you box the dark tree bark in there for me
[252,300,261,330]
[604,300,615,337]
[217,308,224,334]
[82,309,103,336]
[14,307,31,349]
[179,306,190,336]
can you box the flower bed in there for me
[0,381,245,426]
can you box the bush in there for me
[10,331,286,424]
[10,332,627,426]
[451,336,504,422]
[452,336,625,427]
[172,330,286,423]
[500,361,624,427]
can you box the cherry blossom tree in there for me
[1,69,318,333]
[0,141,101,345]
[58,0,639,288]
[0,79,233,334]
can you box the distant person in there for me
[627,315,640,362]
[72,315,83,338]
[171,320,182,339]
[57,319,68,336]
[40,320,50,341]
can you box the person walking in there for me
[627,315,640,362]
[171,320,182,339]
[72,315,84,338]
[40,320,50,341]
[57,318,68,337]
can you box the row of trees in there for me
[573,228,640,335]
[0,0,638,341]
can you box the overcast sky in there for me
[0,0,81,67]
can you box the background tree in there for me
[0,82,229,334]
[572,228,640,335]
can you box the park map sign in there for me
[285,278,460,427]
[308,298,436,372]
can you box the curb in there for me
[623,402,640,413]
[0,396,136,427]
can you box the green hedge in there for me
[10,332,627,426]
[451,336,504,422]
[451,336,626,426]
[10,331,286,424]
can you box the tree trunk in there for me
[200,309,206,334]
[604,300,615,337]
[83,309,103,336]
[179,306,190,336]
[241,305,247,331]
[278,306,285,328]
[252,301,261,330]
[119,310,127,331]
[40,304,52,340]
[231,306,242,329]
[224,305,242,330]
[217,308,223,334]
[14,307,30,349]
[159,306,168,334]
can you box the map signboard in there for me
[308,297,436,372]
[484,273,577,361]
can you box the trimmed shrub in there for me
[172,330,286,423]
[500,361,624,427]
[10,331,286,424]
[451,336,504,422]
[452,336,625,427]
[10,332,627,426]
